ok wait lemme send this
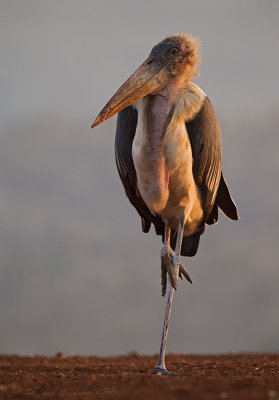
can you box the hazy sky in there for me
[0,0,279,356]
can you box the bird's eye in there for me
[170,47,179,55]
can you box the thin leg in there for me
[164,225,171,247]
[153,217,185,375]
[160,225,171,295]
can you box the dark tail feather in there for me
[216,173,239,221]
[206,202,219,225]
[141,217,151,233]
[170,230,201,257]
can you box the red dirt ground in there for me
[0,353,279,399]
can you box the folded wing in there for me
[186,97,239,225]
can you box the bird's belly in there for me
[162,173,203,234]
[133,120,203,233]
[161,124,203,233]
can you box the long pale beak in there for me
[91,57,171,128]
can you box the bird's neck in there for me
[144,95,172,146]
[134,80,206,152]
[134,94,171,190]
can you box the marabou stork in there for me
[92,33,239,375]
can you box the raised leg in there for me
[153,218,186,375]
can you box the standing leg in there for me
[153,217,186,375]
[160,225,172,296]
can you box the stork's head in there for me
[92,33,201,128]
[149,34,201,81]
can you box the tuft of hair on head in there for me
[168,33,202,79]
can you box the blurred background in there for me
[0,0,278,356]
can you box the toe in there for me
[179,263,192,284]
[165,255,177,290]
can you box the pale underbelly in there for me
[134,152,203,235]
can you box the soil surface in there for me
[0,353,279,399]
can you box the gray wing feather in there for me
[186,97,222,222]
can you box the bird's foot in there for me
[152,365,185,376]
[161,247,192,296]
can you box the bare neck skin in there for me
[145,73,189,145]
